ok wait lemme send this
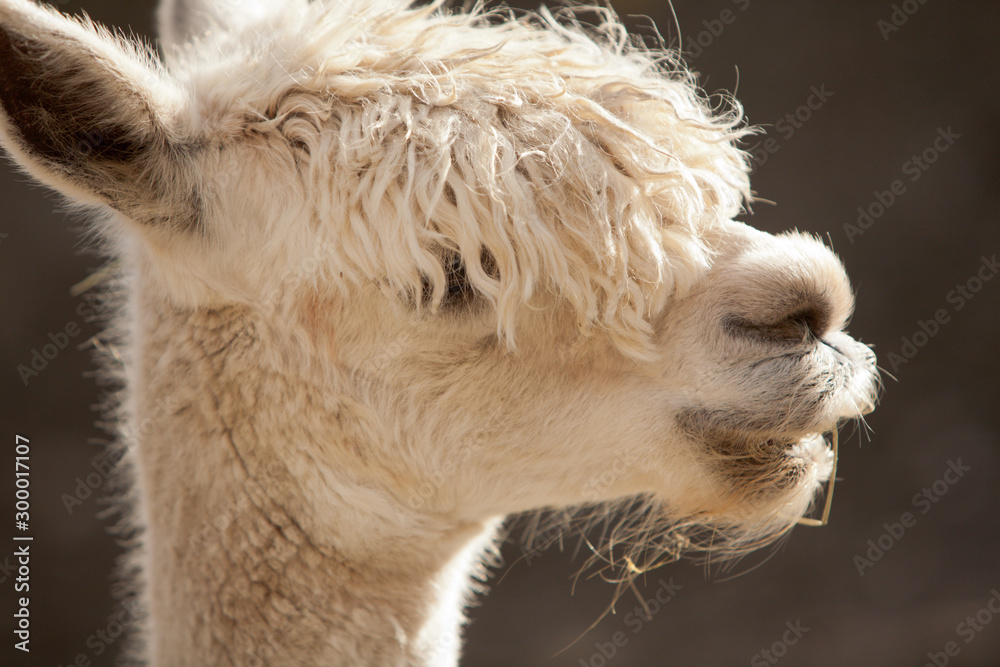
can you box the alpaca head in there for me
[0,0,877,574]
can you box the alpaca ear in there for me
[157,0,282,49]
[0,0,197,229]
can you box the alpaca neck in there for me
[129,296,501,665]
[138,441,499,665]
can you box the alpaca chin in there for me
[686,430,837,539]
[789,433,835,485]
[738,432,836,533]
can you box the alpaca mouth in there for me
[787,430,838,526]
[759,431,837,484]
[705,428,838,519]
[783,432,836,482]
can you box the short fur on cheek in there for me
[0,0,878,665]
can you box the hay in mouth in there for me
[795,429,838,526]
[707,429,837,512]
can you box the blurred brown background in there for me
[1,1,998,665]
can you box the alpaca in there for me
[0,0,878,664]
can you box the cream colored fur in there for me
[0,0,878,664]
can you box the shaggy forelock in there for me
[170,0,752,358]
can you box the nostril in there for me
[727,301,832,344]
[779,305,830,340]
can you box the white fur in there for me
[0,0,878,664]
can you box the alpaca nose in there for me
[745,301,833,343]
[772,234,856,338]
[725,299,836,344]
[717,229,856,342]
